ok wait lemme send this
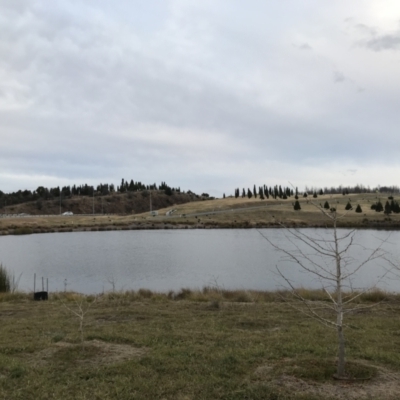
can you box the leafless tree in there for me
[62,296,97,351]
[260,204,392,378]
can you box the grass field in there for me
[1,192,399,234]
[1,289,400,399]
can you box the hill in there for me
[1,192,399,235]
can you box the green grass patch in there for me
[0,292,399,399]
[270,358,378,381]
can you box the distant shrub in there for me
[0,264,20,293]
[174,288,193,300]
[0,264,11,292]
[138,288,153,299]
[13,227,32,235]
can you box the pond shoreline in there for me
[2,220,400,236]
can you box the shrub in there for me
[0,264,20,293]
[0,264,11,292]
[13,227,32,235]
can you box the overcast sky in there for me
[1,0,400,196]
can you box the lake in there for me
[0,229,398,294]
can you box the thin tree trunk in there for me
[334,218,346,377]
[337,323,346,377]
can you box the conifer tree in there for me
[355,204,362,213]
[384,201,391,215]
[375,200,383,212]
[293,200,301,210]
[324,201,330,209]
[345,201,352,210]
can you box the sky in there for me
[1,0,400,196]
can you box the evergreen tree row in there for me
[371,199,400,214]
[0,180,181,208]
[234,185,294,200]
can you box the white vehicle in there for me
[62,211,73,216]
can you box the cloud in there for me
[293,42,313,50]
[333,71,346,83]
[365,33,400,51]
[1,1,400,195]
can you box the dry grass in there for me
[1,192,398,234]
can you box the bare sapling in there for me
[260,204,392,379]
[62,296,97,351]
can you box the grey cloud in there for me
[365,33,400,51]
[333,71,346,83]
[293,43,312,50]
[354,23,377,36]
[1,1,400,195]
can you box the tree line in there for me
[234,185,295,200]
[0,180,182,208]
[234,184,400,201]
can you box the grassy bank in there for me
[1,192,399,235]
[1,289,400,399]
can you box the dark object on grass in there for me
[34,291,48,301]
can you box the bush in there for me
[0,264,21,293]
[0,264,11,292]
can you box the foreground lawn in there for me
[1,290,400,399]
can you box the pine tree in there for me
[375,200,383,212]
[324,201,330,209]
[384,201,391,215]
[355,204,362,213]
[247,189,252,199]
[345,201,352,210]
[293,200,301,210]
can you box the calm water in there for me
[0,229,398,294]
